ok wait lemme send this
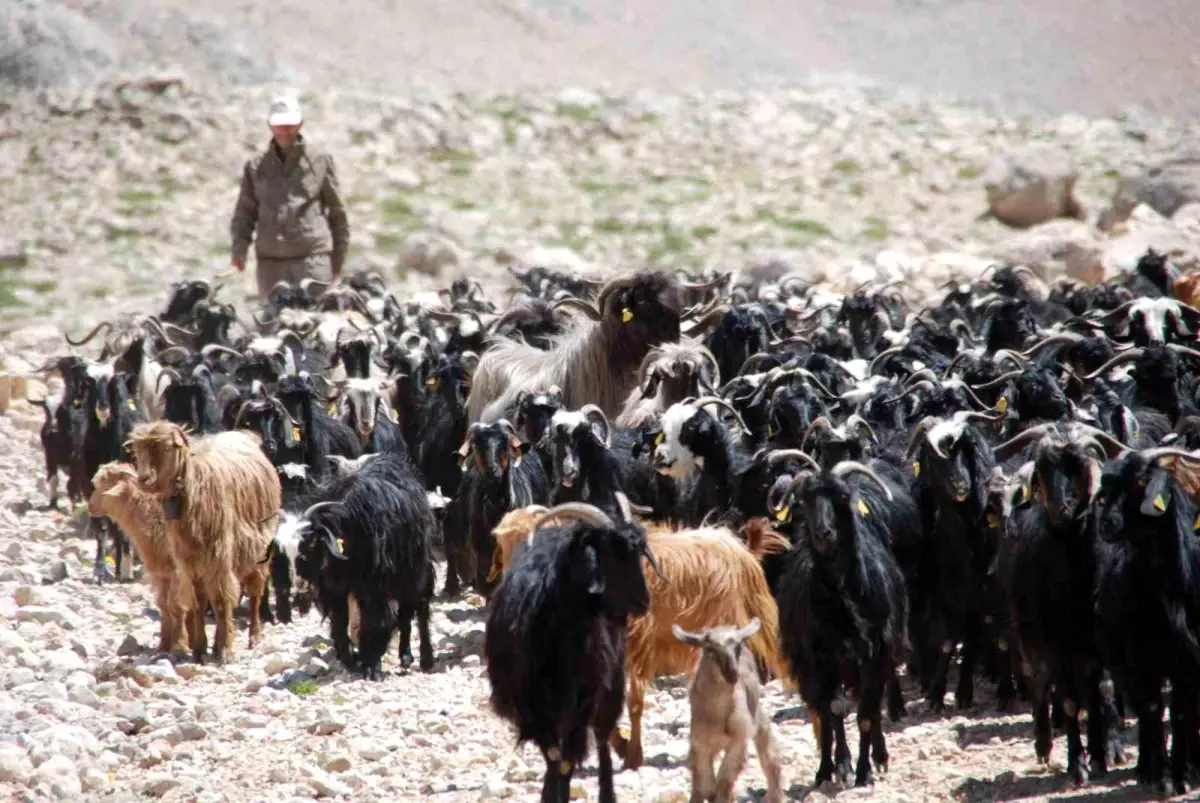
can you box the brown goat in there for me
[88,462,193,654]
[488,510,787,770]
[674,618,784,803]
[465,272,688,424]
[127,422,281,664]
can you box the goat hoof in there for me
[1108,743,1126,767]
[1089,758,1108,780]
[1068,762,1088,787]
[400,651,414,669]
[813,767,833,788]
[854,771,874,788]
[92,565,113,585]
[363,664,383,681]
[419,656,435,673]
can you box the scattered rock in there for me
[0,743,33,784]
[34,754,81,798]
[142,774,182,797]
[117,634,141,656]
[117,701,150,735]
[395,231,464,278]
[308,713,346,736]
[984,145,1084,228]
[323,753,353,773]
[41,560,69,584]
[1105,137,1200,226]
[0,238,29,269]
[307,769,352,798]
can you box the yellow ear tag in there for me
[987,513,1001,528]
[654,432,664,446]
[774,505,790,522]
[327,402,337,415]
[857,499,870,517]
[912,461,920,478]
[292,426,303,442]
[424,377,439,388]
[336,538,344,552]
[996,396,1008,413]
[767,425,776,437]
[1154,494,1167,512]
[1020,485,1030,503]
[126,399,137,411]
[621,308,633,323]
[391,408,399,423]
[1193,511,1200,531]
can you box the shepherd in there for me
[229,93,350,297]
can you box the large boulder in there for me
[0,1,120,88]
[983,145,1085,228]
[1064,204,1200,285]
[1102,138,1200,229]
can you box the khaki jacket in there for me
[230,135,349,272]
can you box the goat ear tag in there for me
[336,538,344,552]
[1141,470,1172,516]
[912,461,920,478]
[621,307,633,323]
[292,426,303,442]
[126,399,136,411]
[654,432,664,446]
[856,499,870,517]
[996,396,1008,413]
[987,513,1001,529]
[774,505,790,522]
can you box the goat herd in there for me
[28,250,1200,801]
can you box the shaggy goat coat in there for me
[488,509,785,770]
[88,462,193,654]
[129,422,281,662]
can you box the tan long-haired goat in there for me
[88,462,193,654]
[674,618,784,803]
[127,422,281,663]
[488,507,788,770]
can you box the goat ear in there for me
[103,485,123,498]
[509,433,526,454]
[171,429,189,449]
[1141,468,1173,517]
[1086,460,1103,501]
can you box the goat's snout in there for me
[137,470,156,488]
[95,406,111,425]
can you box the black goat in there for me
[1092,446,1200,794]
[276,373,363,483]
[904,410,1004,711]
[281,452,436,679]
[652,396,753,525]
[773,460,908,787]
[546,405,675,518]
[458,419,550,595]
[994,424,1127,784]
[484,497,660,803]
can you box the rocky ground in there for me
[6,75,1200,801]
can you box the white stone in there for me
[35,754,81,798]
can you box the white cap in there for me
[267,94,303,126]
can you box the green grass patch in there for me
[577,178,635,197]
[863,216,890,242]
[380,195,420,226]
[957,165,983,180]
[118,188,159,206]
[288,679,319,696]
[450,198,478,211]
[848,181,866,198]
[27,279,57,294]
[374,232,404,253]
[87,286,111,300]
[554,221,589,253]
[0,278,20,308]
[755,207,832,238]
[832,157,862,176]
[691,225,719,241]
[594,216,629,234]
[556,103,599,124]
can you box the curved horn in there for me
[765,449,821,471]
[831,461,894,501]
[992,349,1028,370]
[770,470,816,515]
[1167,344,1200,363]
[300,500,344,520]
[1143,447,1200,465]
[577,403,612,449]
[153,345,193,363]
[1068,423,1131,459]
[692,396,750,435]
[799,416,837,453]
[1020,332,1084,357]
[141,316,177,345]
[530,503,616,541]
[904,416,941,459]
[680,305,730,336]
[845,414,878,444]
[1081,349,1144,381]
[679,274,727,293]
[200,344,244,361]
[65,321,112,346]
[155,368,181,394]
[552,297,602,322]
[993,424,1058,461]
[969,370,1025,392]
